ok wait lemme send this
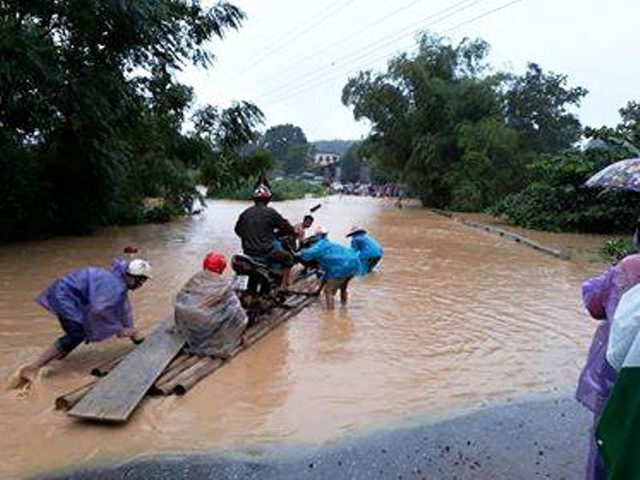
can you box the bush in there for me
[207,177,327,201]
[491,153,640,232]
[271,178,326,201]
[602,238,638,263]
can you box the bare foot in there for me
[19,366,38,385]
[7,367,40,398]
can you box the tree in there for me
[260,124,310,175]
[343,34,509,208]
[504,63,587,154]
[492,152,640,232]
[340,143,364,182]
[0,0,248,239]
[342,34,588,211]
[494,100,640,233]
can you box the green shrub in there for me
[208,177,327,201]
[491,153,640,232]
[602,238,638,263]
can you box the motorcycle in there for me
[230,253,287,326]
[231,204,324,325]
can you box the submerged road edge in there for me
[430,209,571,260]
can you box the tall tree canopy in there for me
[0,0,261,239]
[504,63,587,154]
[260,124,310,175]
[342,34,587,211]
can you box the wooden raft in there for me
[58,273,322,422]
[68,315,184,422]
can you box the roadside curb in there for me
[430,209,571,260]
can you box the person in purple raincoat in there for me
[19,258,152,385]
[577,254,640,480]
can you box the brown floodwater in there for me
[0,196,604,479]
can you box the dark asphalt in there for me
[36,395,591,480]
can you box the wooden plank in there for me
[69,316,183,423]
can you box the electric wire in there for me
[261,0,524,107]
[251,0,440,90]
[239,0,344,67]
[256,0,486,102]
[238,0,358,75]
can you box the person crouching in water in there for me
[173,252,248,359]
[299,226,360,310]
[19,258,152,385]
[347,226,383,275]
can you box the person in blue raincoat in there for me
[19,258,152,385]
[347,226,383,275]
[298,227,360,310]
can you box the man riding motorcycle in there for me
[234,184,296,288]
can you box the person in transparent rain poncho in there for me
[576,254,640,480]
[173,252,248,359]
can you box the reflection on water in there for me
[0,196,602,478]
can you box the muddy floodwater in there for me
[0,196,603,478]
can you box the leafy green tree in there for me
[585,100,640,159]
[195,102,265,194]
[343,34,509,208]
[495,100,640,233]
[260,124,310,175]
[342,34,588,212]
[0,0,247,239]
[620,101,640,147]
[504,63,587,154]
[340,143,364,182]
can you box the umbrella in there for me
[585,158,640,192]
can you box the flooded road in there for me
[0,196,602,478]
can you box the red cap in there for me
[203,251,227,274]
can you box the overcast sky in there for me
[180,0,640,141]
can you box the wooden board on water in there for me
[69,315,184,423]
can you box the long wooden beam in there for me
[69,316,184,423]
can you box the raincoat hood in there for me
[111,258,130,282]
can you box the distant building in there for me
[312,153,341,183]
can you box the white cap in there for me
[315,225,329,236]
[127,259,153,278]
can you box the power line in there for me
[256,0,486,102]
[251,0,437,91]
[239,0,344,66]
[237,0,358,75]
[261,0,524,107]
[259,0,486,102]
